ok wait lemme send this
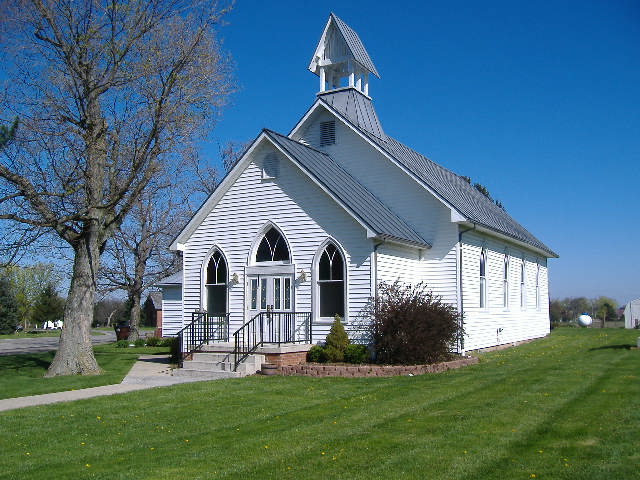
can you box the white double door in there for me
[248,275,293,317]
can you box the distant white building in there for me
[623,299,640,329]
[160,13,558,355]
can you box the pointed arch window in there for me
[503,253,510,309]
[520,259,526,309]
[256,227,290,263]
[535,263,541,310]
[479,248,487,308]
[318,242,345,317]
[206,250,227,314]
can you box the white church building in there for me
[160,13,557,362]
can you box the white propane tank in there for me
[578,313,593,327]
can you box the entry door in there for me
[248,276,293,318]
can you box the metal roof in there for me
[157,270,183,286]
[316,90,558,257]
[264,129,430,248]
[318,88,385,140]
[330,13,379,77]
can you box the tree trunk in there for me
[128,293,142,341]
[46,235,102,376]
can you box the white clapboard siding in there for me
[460,231,550,350]
[296,109,460,305]
[181,141,372,343]
[160,285,183,336]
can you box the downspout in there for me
[458,223,476,355]
[373,240,385,306]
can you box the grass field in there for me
[0,328,637,479]
[0,345,170,400]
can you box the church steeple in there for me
[308,13,379,97]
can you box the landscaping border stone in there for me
[277,356,478,377]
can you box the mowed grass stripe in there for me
[0,328,638,480]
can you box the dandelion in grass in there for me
[85,464,91,468]
[321,451,325,455]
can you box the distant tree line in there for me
[0,263,64,333]
[550,296,620,325]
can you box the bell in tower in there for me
[308,13,379,97]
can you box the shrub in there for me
[306,345,328,363]
[366,282,464,365]
[0,276,19,335]
[115,340,129,348]
[324,315,349,362]
[133,338,146,347]
[158,337,175,347]
[344,344,369,364]
[145,336,160,347]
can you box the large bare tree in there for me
[99,177,186,341]
[0,0,234,375]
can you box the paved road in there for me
[0,330,116,356]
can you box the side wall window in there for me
[520,259,526,308]
[318,242,345,318]
[503,253,509,309]
[479,248,487,308]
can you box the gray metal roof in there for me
[317,90,558,257]
[318,88,385,140]
[264,129,430,248]
[157,270,183,286]
[330,13,379,78]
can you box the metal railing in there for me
[176,312,229,366]
[233,311,311,371]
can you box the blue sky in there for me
[207,0,640,305]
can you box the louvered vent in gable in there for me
[262,152,279,180]
[319,121,336,146]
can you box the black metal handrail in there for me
[176,312,230,366]
[233,311,312,371]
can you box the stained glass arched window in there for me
[206,250,227,314]
[256,227,290,263]
[318,242,345,317]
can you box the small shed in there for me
[623,298,640,329]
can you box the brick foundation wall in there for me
[277,356,478,377]
[265,351,309,367]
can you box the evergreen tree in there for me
[0,276,19,334]
[324,315,350,362]
[31,284,65,326]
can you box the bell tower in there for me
[308,13,379,97]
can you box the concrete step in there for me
[178,353,265,378]
[172,369,240,380]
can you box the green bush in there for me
[115,340,129,348]
[133,338,146,347]
[145,336,160,347]
[325,315,349,362]
[344,344,369,364]
[306,345,328,363]
[158,337,176,347]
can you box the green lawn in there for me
[0,345,170,400]
[0,329,638,480]
[1,330,62,338]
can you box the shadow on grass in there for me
[0,352,53,371]
[588,344,634,351]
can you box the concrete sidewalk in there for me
[0,355,219,412]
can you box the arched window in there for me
[520,259,526,308]
[256,227,290,263]
[503,253,509,308]
[479,248,487,308]
[206,250,227,314]
[318,242,345,317]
